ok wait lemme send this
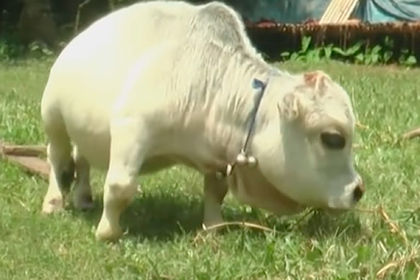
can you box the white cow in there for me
[40,0,365,242]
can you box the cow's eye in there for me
[320,131,345,150]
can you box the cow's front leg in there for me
[95,120,146,242]
[202,173,228,229]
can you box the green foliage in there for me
[0,0,419,68]
[281,36,418,67]
[0,35,25,60]
[0,39,55,61]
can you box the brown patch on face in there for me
[303,70,330,92]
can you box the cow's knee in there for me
[72,147,94,210]
[202,174,228,229]
[42,138,74,214]
[105,169,138,203]
[95,117,148,241]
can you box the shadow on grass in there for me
[297,211,365,241]
[69,191,269,241]
[68,190,365,243]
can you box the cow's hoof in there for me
[95,223,123,242]
[74,195,95,211]
[42,198,64,214]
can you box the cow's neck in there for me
[208,51,279,174]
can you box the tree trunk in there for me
[18,0,58,48]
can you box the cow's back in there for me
[40,1,204,167]
[42,0,255,112]
[43,1,197,112]
[40,0,259,169]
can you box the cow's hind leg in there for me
[202,174,228,229]
[72,146,94,210]
[42,131,75,214]
[95,120,146,242]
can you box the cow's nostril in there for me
[352,184,364,203]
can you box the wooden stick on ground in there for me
[0,141,50,180]
[3,154,50,180]
[402,127,420,140]
[1,144,46,157]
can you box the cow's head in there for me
[244,70,364,213]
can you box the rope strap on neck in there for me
[216,69,277,179]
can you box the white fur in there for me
[40,0,364,241]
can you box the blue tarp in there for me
[359,0,420,23]
[223,0,420,24]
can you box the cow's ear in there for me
[277,92,302,121]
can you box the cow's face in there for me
[253,70,364,212]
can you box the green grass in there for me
[1,58,420,280]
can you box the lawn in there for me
[1,58,420,280]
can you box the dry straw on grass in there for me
[193,205,419,278]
